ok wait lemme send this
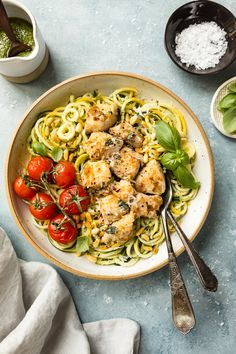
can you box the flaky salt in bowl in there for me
[164,0,236,75]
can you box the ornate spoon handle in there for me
[167,210,218,292]
[161,211,195,334]
[169,252,196,334]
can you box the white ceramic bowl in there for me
[6,72,214,279]
[210,76,236,139]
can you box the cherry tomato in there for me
[59,185,90,215]
[48,214,77,244]
[13,176,37,199]
[29,193,57,220]
[53,161,76,187]
[27,156,53,181]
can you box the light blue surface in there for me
[0,1,236,353]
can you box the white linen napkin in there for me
[0,228,140,354]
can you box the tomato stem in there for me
[30,193,55,210]
[21,174,43,190]
[52,216,68,231]
[40,174,76,227]
[65,191,90,213]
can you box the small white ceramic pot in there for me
[0,0,49,83]
[210,76,236,139]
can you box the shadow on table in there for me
[178,59,236,90]
[5,50,67,96]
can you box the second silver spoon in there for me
[165,175,218,292]
[161,179,195,334]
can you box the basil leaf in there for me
[223,106,236,134]
[50,147,63,162]
[156,121,180,151]
[218,93,236,111]
[160,150,189,171]
[170,125,181,150]
[76,236,90,253]
[173,165,200,189]
[160,152,179,170]
[175,149,189,166]
[229,83,236,93]
[32,141,48,156]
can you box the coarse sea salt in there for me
[175,21,228,70]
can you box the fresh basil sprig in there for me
[218,82,236,134]
[156,121,199,189]
[160,149,189,171]
[228,83,236,93]
[32,141,64,162]
[223,106,236,134]
[217,83,236,134]
[218,93,236,112]
[50,147,64,162]
[32,141,48,156]
[76,235,90,253]
[173,165,199,189]
[155,120,180,151]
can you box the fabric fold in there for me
[83,319,140,354]
[0,228,140,354]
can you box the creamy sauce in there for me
[0,17,35,58]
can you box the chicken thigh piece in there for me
[135,160,166,195]
[101,212,135,244]
[85,102,118,133]
[83,132,123,160]
[99,194,129,224]
[110,122,143,148]
[110,147,141,180]
[131,193,163,218]
[111,180,136,203]
[81,160,112,189]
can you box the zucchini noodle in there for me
[27,88,199,266]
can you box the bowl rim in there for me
[164,0,236,75]
[5,71,215,280]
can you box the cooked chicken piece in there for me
[81,161,111,189]
[101,212,135,244]
[99,194,129,224]
[110,122,144,147]
[111,180,136,203]
[131,193,163,218]
[85,102,118,133]
[83,132,123,160]
[110,147,141,180]
[91,184,112,198]
[136,160,166,195]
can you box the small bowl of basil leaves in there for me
[211,76,236,139]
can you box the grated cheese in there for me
[175,21,228,70]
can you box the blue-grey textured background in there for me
[0,1,235,353]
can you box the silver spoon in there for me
[165,175,218,292]
[161,176,195,334]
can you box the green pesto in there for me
[0,17,35,58]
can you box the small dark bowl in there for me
[164,0,236,75]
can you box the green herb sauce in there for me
[0,17,35,58]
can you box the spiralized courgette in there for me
[27,88,199,266]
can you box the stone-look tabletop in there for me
[0,1,235,353]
